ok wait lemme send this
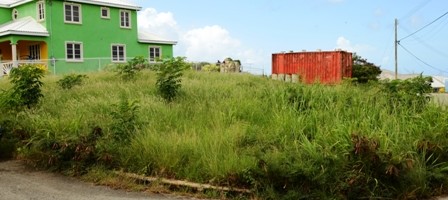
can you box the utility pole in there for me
[395,18,398,80]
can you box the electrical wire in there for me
[398,43,448,73]
[399,11,448,41]
[399,0,433,21]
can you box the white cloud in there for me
[335,36,373,54]
[137,8,266,73]
[182,25,239,61]
[137,8,178,40]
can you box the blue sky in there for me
[135,0,448,75]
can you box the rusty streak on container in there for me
[272,50,352,84]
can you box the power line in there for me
[398,43,448,74]
[399,11,448,41]
[399,0,433,21]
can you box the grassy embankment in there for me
[1,70,448,199]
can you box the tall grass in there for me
[1,70,448,199]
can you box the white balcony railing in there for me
[1,60,47,77]
[1,62,13,77]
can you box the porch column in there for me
[11,42,18,67]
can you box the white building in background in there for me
[379,69,447,93]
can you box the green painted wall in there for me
[47,0,175,74]
[0,8,10,24]
[15,1,37,21]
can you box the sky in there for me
[134,0,447,75]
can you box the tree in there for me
[352,54,382,83]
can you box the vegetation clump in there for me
[155,57,189,102]
[57,74,88,90]
[116,56,147,81]
[1,68,447,199]
[0,64,45,110]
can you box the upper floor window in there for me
[101,7,109,19]
[120,10,131,28]
[111,45,126,62]
[37,1,45,21]
[149,46,161,62]
[66,42,83,62]
[64,3,82,24]
[12,9,19,20]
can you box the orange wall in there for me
[0,41,48,61]
[0,41,12,61]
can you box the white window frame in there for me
[101,7,110,19]
[149,46,161,62]
[119,10,131,28]
[64,3,82,24]
[12,9,19,20]
[111,44,126,63]
[37,1,45,21]
[65,42,83,62]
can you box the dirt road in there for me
[0,160,192,200]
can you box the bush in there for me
[109,97,140,142]
[381,75,433,110]
[116,56,147,81]
[202,64,220,72]
[57,74,88,90]
[156,57,189,102]
[2,64,45,109]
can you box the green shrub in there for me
[156,57,189,102]
[57,74,88,90]
[381,75,433,110]
[116,56,147,81]
[3,64,45,109]
[109,97,140,142]
[202,64,220,72]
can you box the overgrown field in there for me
[1,69,448,199]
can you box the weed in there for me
[116,56,147,81]
[155,57,188,102]
[109,97,140,142]
[2,64,45,109]
[57,74,88,90]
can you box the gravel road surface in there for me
[0,160,193,200]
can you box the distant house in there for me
[0,0,177,75]
[379,69,447,93]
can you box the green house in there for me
[0,0,177,75]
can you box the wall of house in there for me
[0,41,12,61]
[14,2,37,20]
[47,1,138,73]
[0,8,11,24]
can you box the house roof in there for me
[69,0,141,10]
[0,0,33,8]
[0,0,141,10]
[138,32,177,45]
[0,17,49,37]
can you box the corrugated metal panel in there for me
[272,50,353,84]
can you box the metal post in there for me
[395,18,398,80]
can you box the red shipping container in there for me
[272,50,352,84]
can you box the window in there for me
[120,10,131,28]
[149,47,161,62]
[37,1,45,21]
[12,9,18,20]
[101,7,109,19]
[66,42,83,61]
[64,3,81,23]
[111,45,126,62]
[29,44,41,60]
